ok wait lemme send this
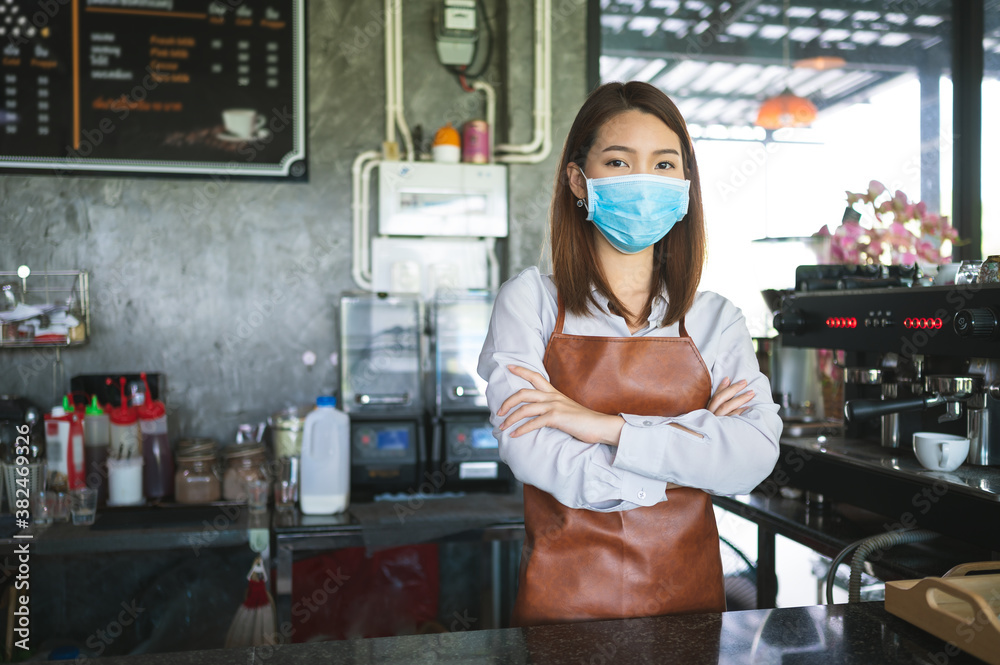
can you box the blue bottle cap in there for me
[316,396,337,408]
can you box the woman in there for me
[477,81,782,626]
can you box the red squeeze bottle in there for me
[137,373,173,499]
[109,377,140,460]
[62,395,87,490]
[43,398,71,491]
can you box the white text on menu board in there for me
[207,5,281,90]
[2,46,56,137]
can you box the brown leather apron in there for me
[511,298,727,627]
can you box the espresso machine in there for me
[428,289,510,491]
[774,267,1000,466]
[339,292,425,496]
[760,288,826,425]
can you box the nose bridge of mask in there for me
[585,172,690,223]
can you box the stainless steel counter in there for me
[782,435,1000,501]
[771,435,1000,552]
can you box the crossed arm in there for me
[497,364,755,444]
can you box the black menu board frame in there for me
[0,0,307,179]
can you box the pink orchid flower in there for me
[815,184,960,266]
[868,180,887,200]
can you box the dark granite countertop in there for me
[88,602,990,665]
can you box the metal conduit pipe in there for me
[393,0,414,161]
[351,150,381,290]
[358,157,382,287]
[495,0,551,162]
[384,0,395,146]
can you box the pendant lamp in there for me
[755,88,818,129]
[794,56,846,71]
[754,0,817,130]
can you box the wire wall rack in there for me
[0,268,91,349]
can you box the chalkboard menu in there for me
[0,0,306,178]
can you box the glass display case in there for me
[432,289,493,414]
[339,292,423,414]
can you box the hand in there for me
[708,377,755,417]
[497,365,625,445]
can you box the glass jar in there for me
[270,405,311,458]
[222,445,269,501]
[174,452,221,504]
[979,255,1000,284]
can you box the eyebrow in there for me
[601,145,681,156]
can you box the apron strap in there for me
[678,316,688,338]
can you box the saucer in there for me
[218,129,271,142]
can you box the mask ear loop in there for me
[573,164,590,213]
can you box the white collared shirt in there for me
[477,267,782,511]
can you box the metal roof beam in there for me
[601,32,950,71]
[602,0,951,20]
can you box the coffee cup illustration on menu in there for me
[221,109,271,141]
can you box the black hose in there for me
[825,537,866,605]
[848,529,938,603]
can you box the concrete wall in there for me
[0,0,589,444]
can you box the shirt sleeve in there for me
[477,269,667,511]
[612,297,782,496]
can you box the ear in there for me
[566,162,588,202]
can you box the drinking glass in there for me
[70,487,98,526]
[32,490,54,526]
[273,457,299,511]
[52,491,70,522]
[246,478,269,514]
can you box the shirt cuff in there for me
[613,415,674,504]
[618,468,666,507]
[613,419,669,506]
[621,414,672,428]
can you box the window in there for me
[599,0,970,333]
[983,1,999,257]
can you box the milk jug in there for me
[299,396,351,514]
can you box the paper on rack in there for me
[0,302,45,322]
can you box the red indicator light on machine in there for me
[903,317,943,330]
[825,317,858,329]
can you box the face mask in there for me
[579,169,691,254]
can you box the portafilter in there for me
[845,375,979,424]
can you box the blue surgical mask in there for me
[579,169,691,254]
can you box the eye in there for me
[604,158,627,168]
[656,161,676,171]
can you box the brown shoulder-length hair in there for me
[551,81,706,328]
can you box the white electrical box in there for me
[378,161,508,238]
[371,237,491,301]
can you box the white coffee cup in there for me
[912,432,969,472]
[222,109,265,139]
[931,263,961,286]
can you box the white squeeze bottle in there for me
[299,396,351,514]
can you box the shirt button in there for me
[642,420,652,426]
[637,490,647,500]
